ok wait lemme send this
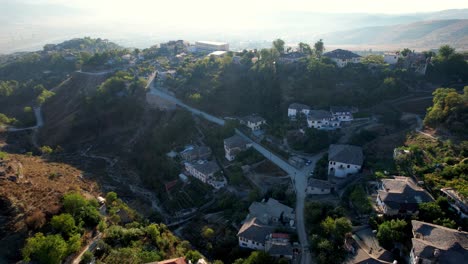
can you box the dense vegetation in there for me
[22,192,101,264]
[168,41,421,122]
[305,202,351,264]
[21,191,205,264]
[424,86,468,135]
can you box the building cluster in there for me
[237,198,296,260]
[288,103,356,130]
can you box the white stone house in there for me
[328,144,363,178]
[288,103,310,119]
[306,179,334,195]
[376,176,433,215]
[330,106,354,122]
[237,217,274,250]
[247,198,295,227]
[184,161,226,189]
[241,115,266,131]
[323,49,361,68]
[383,52,400,65]
[224,134,252,161]
[307,110,340,130]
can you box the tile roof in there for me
[411,220,468,264]
[237,217,274,243]
[329,144,364,166]
[224,135,249,149]
[324,49,361,60]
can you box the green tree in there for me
[50,213,77,238]
[272,39,285,54]
[66,234,82,255]
[314,39,324,58]
[62,192,87,218]
[106,191,118,205]
[40,146,53,155]
[438,45,455,59]
[376,219,407,249]
[298,42,313,55]
[418,202,444,222]
[80,251,94,264]
[22,233,68,264]
[185,250,202,263]
[202,226,215,239]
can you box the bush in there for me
[80,251,94,264]
[22,233,68,264]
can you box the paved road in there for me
[148,88,225,126]
[236,130,320,264]
[70,233,102,264]
[7,107,43,132]
[150,87,315,263]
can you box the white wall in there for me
[238,237,265,250]
[328,161,361,177]
[288,108,297,118]
[384,54,399,65]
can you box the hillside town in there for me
[1,7,468,263]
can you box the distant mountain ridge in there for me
[320,19,468,50]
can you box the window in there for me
[347,165,350,168]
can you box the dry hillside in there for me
[39,72,110,146]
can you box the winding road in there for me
[150,86,316,264]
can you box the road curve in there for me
[148,86,314,263]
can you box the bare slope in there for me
[39,72,110,146]
[321,19,468,50]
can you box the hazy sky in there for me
[12,0,468,14]
[1,0,467,53]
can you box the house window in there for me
[347,165,350,168]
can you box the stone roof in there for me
[267,243,293,257]
[324,49,361,60]
[307,110,333,121]
[308,178,334,189]
[237,217,274,244]
[224,135,249,149]
[441,187,468,214]
[190,161,220,176]
[289,103,310,111]
[249,198,295,224]
[411,220,468,264]
[329,144,364,166]
[378,177,433,211]
[243,114,266,124]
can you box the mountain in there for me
[320,19,468,50]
